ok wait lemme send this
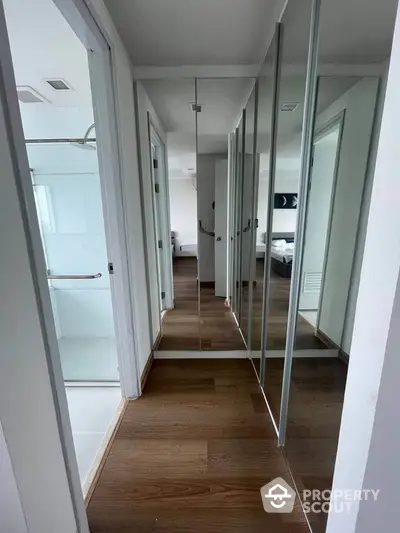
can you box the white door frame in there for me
[314,111,346,331]
[149,118,174,309]
[0,3,90,531]
[0,0,141,529]
[53,0,141,399]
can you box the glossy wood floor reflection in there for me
[250,259,327,350]
[158,258,245,350]
[87,360,309,533]
[262,358,347,533]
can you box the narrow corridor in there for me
[86,360,308,532]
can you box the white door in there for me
[215,159,228,297]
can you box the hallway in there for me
[86,359,308,532]
[158,258,245,350]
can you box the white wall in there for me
[136,81,167,343]
[317,77,379,347]
[257,166,299,242]
[300,128,339,310]
[169,177,198,255]
[342,64,389,353]
[0,421,27,533]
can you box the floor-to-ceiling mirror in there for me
[281,0,397,531]
[260,0,314,424]
[240,83,257,344]
[141,78,199,350]
[196,78,254,351]
[250,28,278,380]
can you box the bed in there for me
[270,234,294,278]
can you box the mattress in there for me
[270,248,293,264]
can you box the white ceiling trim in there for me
[134,62,385,81]
[133,65,260,80]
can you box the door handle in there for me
[198,220,215,237]
[242,219,251,233]
[47,270,102,280]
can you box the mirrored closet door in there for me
[282,0,382,530]
[196,78,255,351]
[259,0,314,426]
[249,27,279,380]
[143,78,200,351]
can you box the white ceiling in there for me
[282,0,398,63]
[143,77,255,173]
[3,0,93,138]
[102,0,280,67]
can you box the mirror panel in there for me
[282,0,396,529]
[250,31,278,377]
[142,78,200,350]
[196,78,253,350]
[241,84,257,343]
[261,0,313,423]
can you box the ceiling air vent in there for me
[280,102,300,112]
[17,86,47,104]
[45,78,71,91]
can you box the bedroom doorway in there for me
[298,114,344,330]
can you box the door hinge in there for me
[161,291,166,299]
[108,262,114,275]
[153,158,158,169]
[154,183,160,193]
[158,239,163,249]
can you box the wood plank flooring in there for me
[158,258,245,350]
[250,259,326,350]
[159,257,325,352]
[87,360,309,533]
[260,358,347,533]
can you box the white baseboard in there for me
[64,381,120,387]
[250,349,338,358]
[154,349,338,359]
[154,350,248,359]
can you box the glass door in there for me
[28,142,119,381]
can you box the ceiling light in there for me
[280,102,300,112]
[45,78,71,91]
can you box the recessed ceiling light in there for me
[17,86,48,104]
[45,78,72,91]
[280,102,300,112]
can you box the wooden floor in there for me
[158,258,245,350]
[87,360,309,532]
[260,358,347,533]
[250,259,326,350]
[159,257,325,351]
